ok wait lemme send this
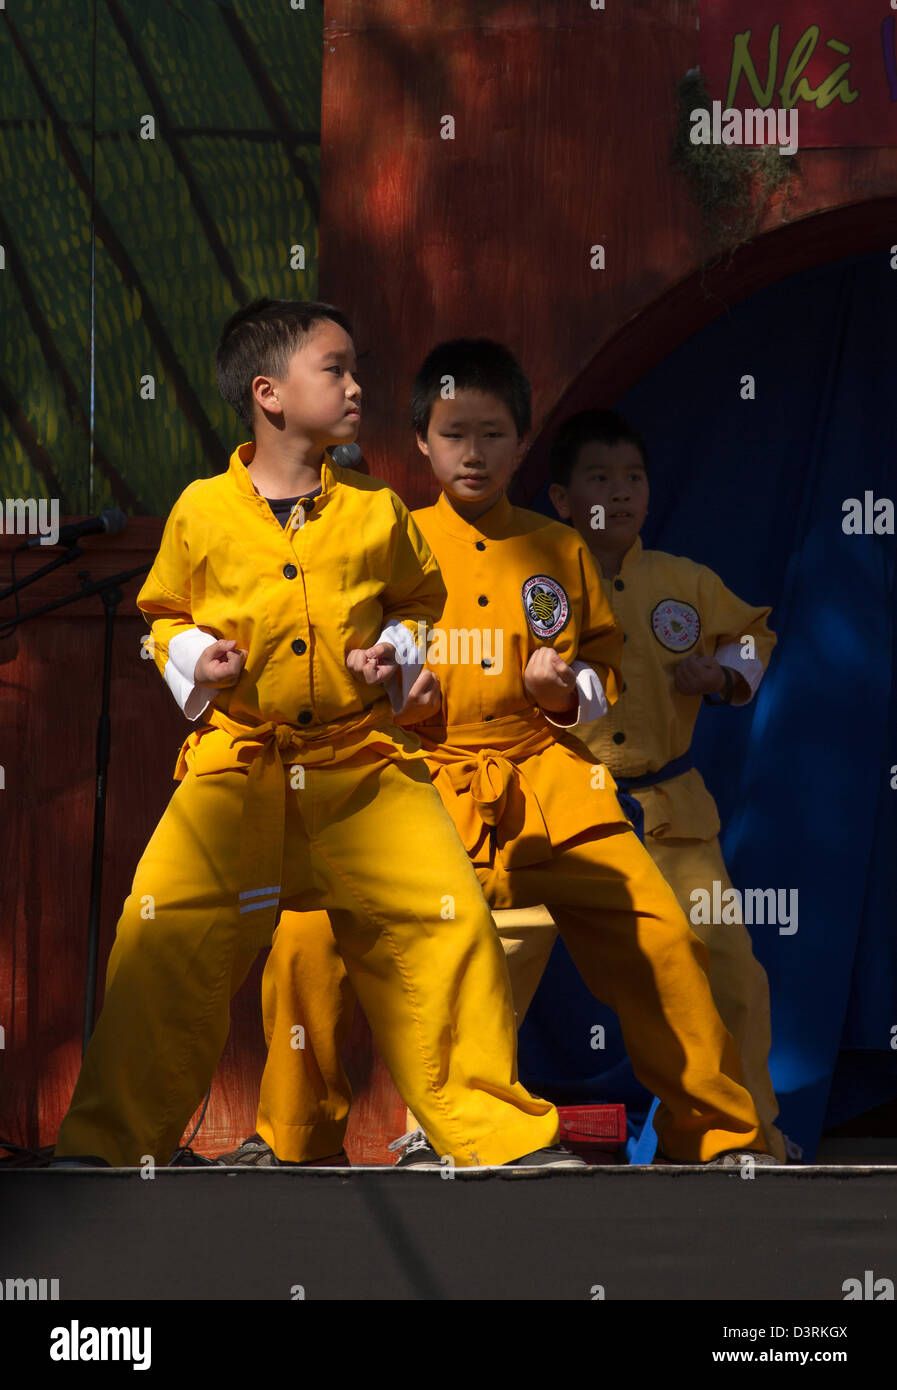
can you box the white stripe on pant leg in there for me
[239,886,281,900]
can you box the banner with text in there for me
[699,4,897,146]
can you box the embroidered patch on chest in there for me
[522,574,570,638]
[651,598,701,652]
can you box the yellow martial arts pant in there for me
[55,753,559,1167]
[255,909,562,1160]
[645,834,785,1160]
[470,837,784,1159]
[258,822,768,1164]
[258,909,356,1163]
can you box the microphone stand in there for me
[0,542,86,604]
[3,560,151,1054]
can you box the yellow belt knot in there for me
[228,721,303,759]
[227,722,307,949]
[466,750,517,829]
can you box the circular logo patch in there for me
[651,598,701,652]
[522,574,570,638]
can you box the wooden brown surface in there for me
[0,522,186,1151]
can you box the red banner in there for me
[699,3,897,147]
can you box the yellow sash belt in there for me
[420,713,557,867]
[172,706,425,946]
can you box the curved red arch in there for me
[511,196,897,506]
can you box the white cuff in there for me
[716,642,763,701]
[378,620,424,713]
[163,628,219,721]
[543,659,608,728]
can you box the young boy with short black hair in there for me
[235,338,778,1169]
[53,301,564,1170]
[545,407,786,1161]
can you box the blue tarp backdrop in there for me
[518,252,897,1162]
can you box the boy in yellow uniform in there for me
[52,301,566,1171]
[228,339,777,1169]
[543,408,786,1161]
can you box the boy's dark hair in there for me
[216,298,353,432]
[411,338,532,438]
[549,409,649,487]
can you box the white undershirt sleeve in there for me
[715,641,763,703]
[542,658,609,728]
[377,620,425,713]
[163,628,219,721]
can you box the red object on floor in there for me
[557,1104,627,1165]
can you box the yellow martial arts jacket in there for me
[138,442,446,936]
[141,441,445,740]
[580,537,776,840]
[412,491,628,868]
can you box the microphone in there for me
[330,444,363,468]
[23,508,128,549]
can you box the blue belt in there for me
[614,751,695,843]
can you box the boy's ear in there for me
[548,482,571,520]
[252,373,282,417]
[415,432,430,458]
[505,434,527,480]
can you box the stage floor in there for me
[2,1165,896,1301]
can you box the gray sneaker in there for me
[708,1150,784,1168]
[388,1128,443,1169]
[655,1148,783,1167]
[214,1133,350,1167]
[213,1133,277,1167]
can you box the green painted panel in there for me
[0,0,322,517]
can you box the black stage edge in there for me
[2,1166,896,1304]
